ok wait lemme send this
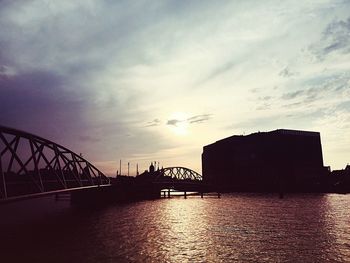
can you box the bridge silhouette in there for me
[132,166,215,198]
[0,126,212,203]
[0,126,111,202]
[155,167,204,193]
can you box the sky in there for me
[0,0,350,176]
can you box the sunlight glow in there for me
[168,112,189,136]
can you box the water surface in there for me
[1,193,350,262]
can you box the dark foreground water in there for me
[1,193,350,262]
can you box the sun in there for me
[168,112,189,136]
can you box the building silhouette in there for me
[202,129,328,192]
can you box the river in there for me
[1,193,350,262]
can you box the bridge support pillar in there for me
[200,192,203,198]
[218,192,221,198]
[167,189,170,198]
[184,191,187,199]
[163,191,166,198]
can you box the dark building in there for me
[202,129,327,192]
[327,165,350,193]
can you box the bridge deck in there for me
[0,184,111,204]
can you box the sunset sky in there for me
[1,0,350,175]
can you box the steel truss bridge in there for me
[149,167,207,193]
[161,167,202,181]
[0,126,110,202]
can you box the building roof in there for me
[204,129,320,149]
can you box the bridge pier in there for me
[184,191,187,199]
[200,192,203,198]
[167,189,170,198]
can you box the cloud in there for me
[0,69,91,141]
[323,18,350,53]
[145,119,161,127]
[0,65,16,78]
[279,67,297,78]
[167,119,183,126]
[281,72,350,107]
[311,17,350,59]
[256,103,271,111]
[201,61,236,83]
[167,114,212,126]
[255,96,273,111]
[187,114,212,124]
[282,90,305,100]
[78,134,101,143]
[258,96,272,101]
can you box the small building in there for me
[202,129,327,192]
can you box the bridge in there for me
[133,166,217,198]
[0,126,215,203]
[0,126,110,203]
[161,166,202,181]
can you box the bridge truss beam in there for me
[0,126,110,200]
[162,167,202,181]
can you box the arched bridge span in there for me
[0,126,110,201]
[151,167,209,193]
[161,167,202,181]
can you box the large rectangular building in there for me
[202,129,326,191]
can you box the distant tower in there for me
[149,162,155,173]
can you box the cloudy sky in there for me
[1,0,350,175]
